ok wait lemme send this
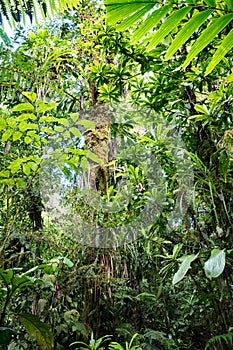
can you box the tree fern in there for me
[105,0,233,75]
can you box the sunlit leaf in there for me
[226,71,233,82]
[105,1,233,76]
[86,150,102,164]
[12,103,34,112]
[6,117,17,128]
[36,101,56,113]
[117,3,155,31]
[24,136,32,144]
[13,131,23,141]
[0,170,10,178]
[22,163,31,176]
[165,9,213,60]
[131,5,172,44]
[205,30,233,75]
[77,119,95,129]
[70,127,82,137]
[173,254,198,285]
[106,1,149,25]
[224,0,233,9]
[70,112,79,122]
[17,113,36,121]
[22,91,37,103]
[183,14,233,69]
[204,249,226,279]
[58,118,69,127]
[204,0,216,5]
[172,243,183,259]
[147,7,192,52]
[54,126,64,132]
[194,104,210,115]
[0,118,6,131]
[63,257,74,268]
[2,129,13,142]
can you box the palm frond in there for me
[0,27,10,44]
[105,0,233,75]
[0,0,78,26]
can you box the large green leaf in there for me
[182,13,233,69]
[205,29,233,75]
[77,119,95,129]
[0,268,13,286]
[0,0,80,26]
[172,243,183,259]
[0,28,10,45]
[105,0,233,75]
[146,6,192,52]
[117,3,156,31]
[22,91,37,103]
[70,127,82,138]
[204,0,216,5]
[85,150,103,164]
[165,9,213,60]
[131,5,172,44]
[204,249,226,279]
[107,2,148,25]
[224,0,233,9]
[19,313,54,350]
[172,254,199,285]
[11,275,37,295]
[12,103,34,112]
[0,327,14,346]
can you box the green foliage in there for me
[0,0,81,26]
[172,253,198,285]
[70,332,112,349]
[109,333,142,350]
[19,313,54,350]
[140,329,179,350]
[0,265,55,348]
[0,27,10,45]
[105,0,233,75]
[205,330,233,349]
[204,249,226,279]
[172,248,226,285]
[0,2,233,349]
[0,327,14,345]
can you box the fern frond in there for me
[141,329,172,349]
[204,332,233,350]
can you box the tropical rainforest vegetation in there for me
[0,0,233,349]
